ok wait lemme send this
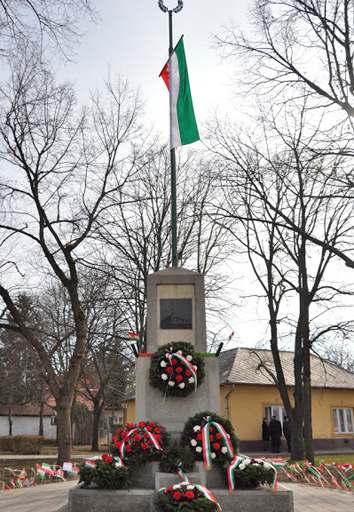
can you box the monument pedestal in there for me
[135,356,220,437]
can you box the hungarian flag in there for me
[160,37,200,149]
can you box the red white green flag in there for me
[160,37,200,149]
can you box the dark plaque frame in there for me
[160,298,193,329]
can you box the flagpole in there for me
[159,0,184,268]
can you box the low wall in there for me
[69,487,294,512]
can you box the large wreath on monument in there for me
[111,421,169,466]
[181,411,238,466]
[149,342,205,397]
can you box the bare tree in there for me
[0,0,94,58]
[91,146,234,350]
[0,55,143,463]
[209,103,354,460]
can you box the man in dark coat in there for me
[283,416,291,452]
[269,415,282,453]
[262,418,270,451]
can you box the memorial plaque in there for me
[160,298,192,329]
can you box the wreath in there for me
[112,421,169,466]
[78,454,129,490]
[181,411,238,467]
[149,342,205,397]
[226,455,276,490]
[156,482,221,511]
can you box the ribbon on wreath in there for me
[119,426,162,460]
[194,484,222,512]
[176,462,188,482]
[202,416,234,469]
[227,455,244,491]
[306,464,324,487]
[166,352,198,390]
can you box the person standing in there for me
[269,415,282,453]
[262,417,270,451]
[283,416,291,452]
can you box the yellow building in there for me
[123,348,354,451]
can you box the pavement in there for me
[0,481,76,512]
[0,481,353,512]
[280,483,354,511]
[0,453,100,460]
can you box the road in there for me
[0,481,353,512]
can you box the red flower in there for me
[155,434,161,442]
[166,367,174,375]
[146,425,152,432]
[216,433,222,440]
[175,375,183,382]
[114,440,122,449]
[209,434,214,441]
[141,443,148,450]
[150,422,156,427]
[125,445,132,453]
[126,423,134,429]
[197,433,203,441]
[171,359,177,366]
[134,434,142,442]
[209,426,215,432]
[185,369,192,377]
[144,432,150,439]
[185,491,195,500]
[172,491,182,501]
[138,421,146,428]
[102,454,113,463]
[176,367,183,373]
[154,427,161,434]
[212,442,221,451]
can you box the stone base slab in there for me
[69,487,293,512]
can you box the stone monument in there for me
[135,267,220,437]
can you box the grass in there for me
[314,453,354,465]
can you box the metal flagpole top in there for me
[158,1,183,13]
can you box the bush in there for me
[159,442,195,473]
[0,435,42,454]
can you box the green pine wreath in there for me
[181,411,238,465]
[149,342,205,398]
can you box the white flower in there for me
[211,453,216,459]
[173,484,181,490]
[193,425,201,432]
[177,350,183,355]
[193,365,197,370]
[160,361,167,368]
[168,381,175,387]
[221,447,228,454]
[190,439,197,447]
[196,446,202,453]
[161,374,168,381]
[186,485,194,490]
[178,383,185,389]
[188,377,195,384]
[186,355,193,361]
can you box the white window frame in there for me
[332,407,354,434]
[264,405,286,425]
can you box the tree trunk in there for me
[56,403,72,465]
[91,401,104,451]
[39,400,44,437]
[303,349,314,463]
[292,344,305,460]
[8,406,13,436]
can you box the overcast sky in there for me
[54,1,354,350]
[58,1,249,138]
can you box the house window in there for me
[264,405,286,425]
[332,408,354,434]
[50,416,57,426]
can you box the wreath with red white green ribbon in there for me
[149,342,205,397]
[156,481,221,511]
[111,421,169,466]
[181,412,238,467]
